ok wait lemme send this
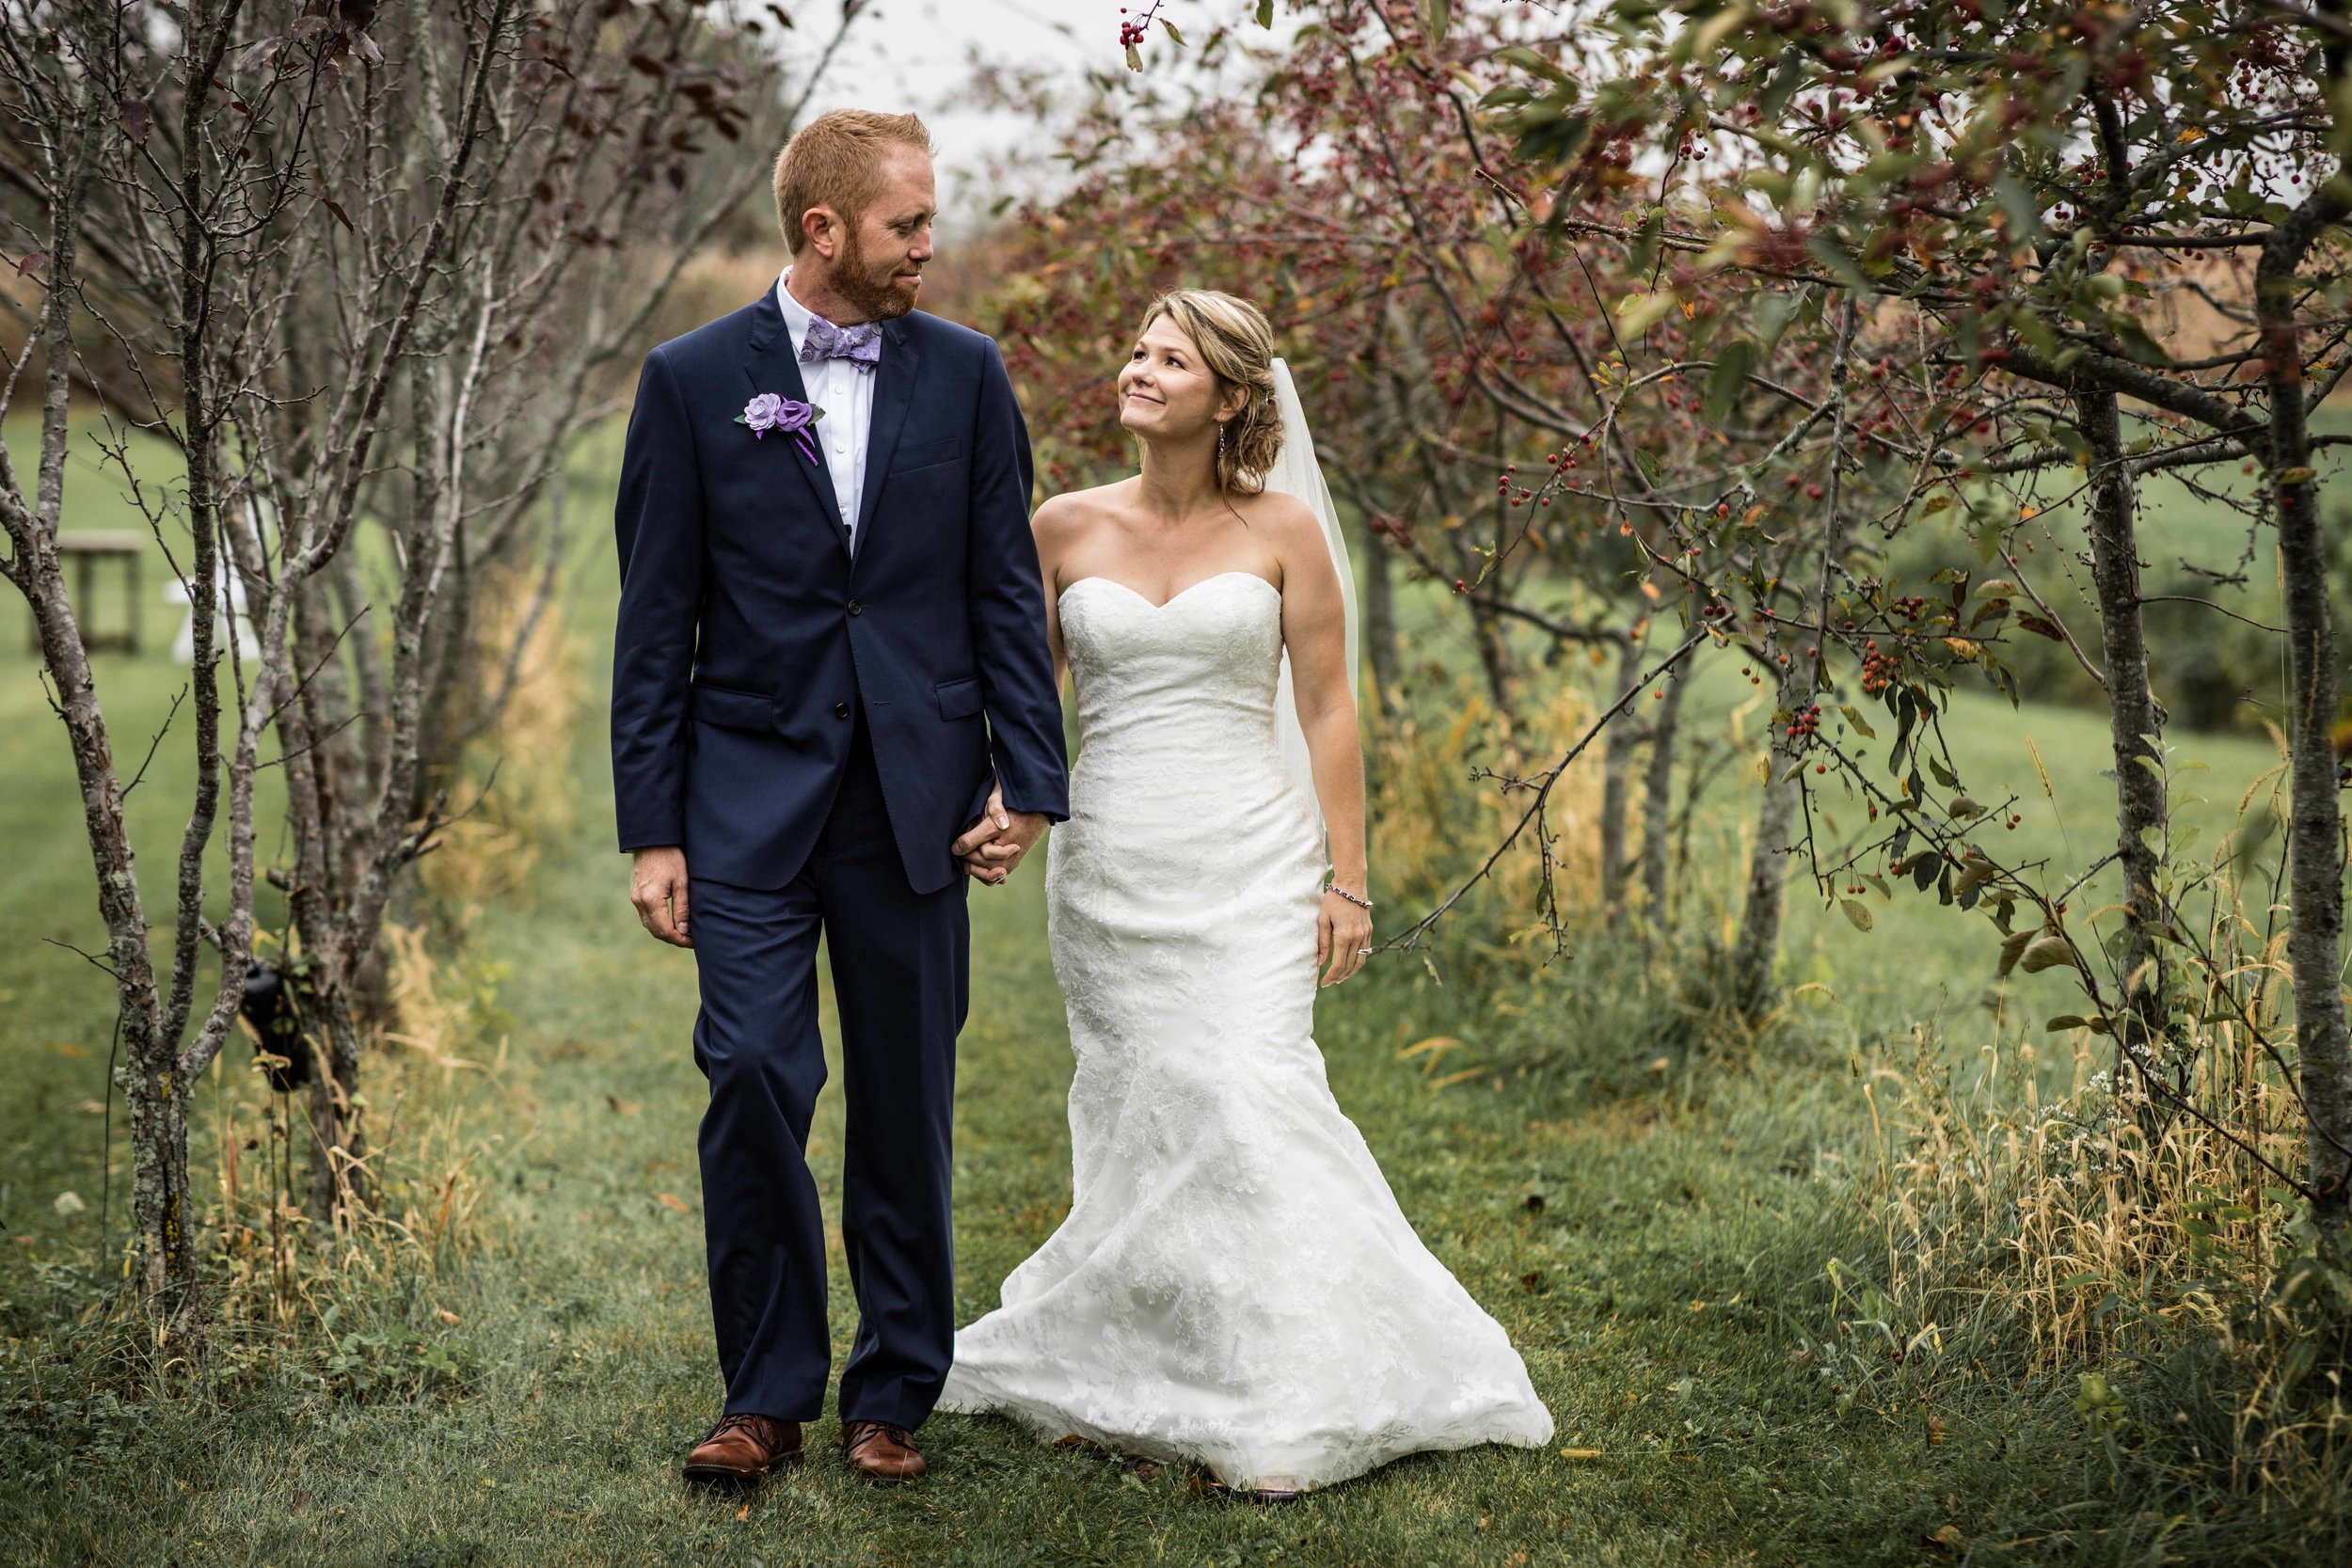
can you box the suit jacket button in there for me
[834,702,850,720]
[847,600,863,616]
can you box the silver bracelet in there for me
[1324,881,1374,911]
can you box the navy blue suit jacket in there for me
[610,289,1071,896]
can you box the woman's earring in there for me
[1217,421,1228,456]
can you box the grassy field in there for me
[0,408,2330,1565]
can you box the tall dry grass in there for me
[1372,675,1605,956]
[190,562,580,1351]
[421,567,587,913]
[1858,804,2344,1496]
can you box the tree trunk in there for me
[1731,298,1857,1018]
[2077,384,2170,1102]
[1362,524,1402,719]
[1639,666,1688,918]
[0,55,204,1331]
[1598,640,1637,917]
[2260,197,2352,1240]
[1730,713,1804,1016]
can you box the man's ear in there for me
[801,205,839,260]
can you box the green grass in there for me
[0,410,2337,1565]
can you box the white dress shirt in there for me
[775,266,879,548]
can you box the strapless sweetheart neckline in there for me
[1056,569,1279,613]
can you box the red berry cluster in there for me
[1494,462,1552,509]
[1117,2,1167,48]
[1860,639,1898,696]
[1785,703,1821,740]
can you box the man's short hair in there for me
[771,109,935,255]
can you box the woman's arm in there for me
[1271,498,1373,986]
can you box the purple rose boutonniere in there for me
[737,391,826,464]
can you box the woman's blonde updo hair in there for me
[1136,288,1283,495]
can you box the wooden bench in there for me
[24,531,145,654]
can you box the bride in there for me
[938,289,1553,1497]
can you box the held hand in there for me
[951,790,1049,886]
[630,846,693,947]
[951,781,1013,884]
[1316,889,1374,987]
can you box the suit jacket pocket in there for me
[891,436,963,474]
[690,681,772,732]
[933,674,983,721]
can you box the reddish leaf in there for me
[117,97,152,145]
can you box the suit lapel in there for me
[854,319,921,550]
[739,286,850,559]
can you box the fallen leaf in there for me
[656,1192,691,1214]
[606,1095,641,1116]
[735,1504,750,1522]
[47,1042,88,1059]
[1559,1447,1603,1459]
[437,1309,462,1325]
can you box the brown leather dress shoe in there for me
[841,1418,927,1481]
[682,1413,803,1485]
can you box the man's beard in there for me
[834,228,919,322]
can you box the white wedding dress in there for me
[935,568,1554,1491]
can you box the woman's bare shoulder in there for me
[1033,480,1135,551]
[1237,488,1333,580]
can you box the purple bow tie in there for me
[801,315,881,371]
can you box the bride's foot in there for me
[1237,1473,1304,1503]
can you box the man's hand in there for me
[631,846,693,946]
[952,782,1048,885]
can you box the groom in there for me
[609,109,1067,1486]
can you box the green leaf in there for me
[1804,231,1878,296]
[1256,0,1275,25]
[1991,173,2046,240]
[1124,40,1142,71]
[1758,45,1805,120]
[1617,289,1678,337]
[1703,339,1757,425]
[1840,898,1874,932]
[1497,45,1573,86]
[2018,935,2077,974]
[1840,705,1875,739]
[1997,927,2035,977]
[1426,0,1450,41]
[2045,1015,2090,1032]
[1159,17,1185,45]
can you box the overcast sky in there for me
[787,0,1116,223]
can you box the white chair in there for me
[163,568,257,667]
